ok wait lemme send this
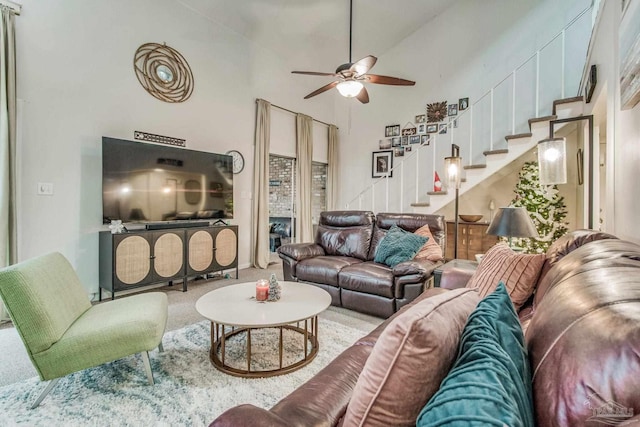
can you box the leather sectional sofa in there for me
[212,229,640,426]
[277,211,446,318]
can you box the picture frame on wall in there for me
[401,136,409,145]
[459,97,469,111]
[421,135,431,145]
[394,147,405,157]
[417,123,426,134]
[372,150,393,178]
[584,64,597,103]
[415,114,426,123]
[385,124,401,137]
[405,146,412,152]
[379,139,392,150]
[448,104,458,116]
[426,124,438,133]
[439,124,448,134]
[409,135,421,144]
[391,137,401,147]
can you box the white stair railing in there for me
[345,5,592,213]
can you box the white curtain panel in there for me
[295,114,313,243]
[252,99,271,269]
[0,6,17,323]
[327,125,339,211]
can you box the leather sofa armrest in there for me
[210,404,290,427]
[439,267,475,290]
[277,243,325,261]
[392,259,441,277]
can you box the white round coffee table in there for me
[195,281,331,377]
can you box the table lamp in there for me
[486,207,538,249]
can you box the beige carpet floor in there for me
[0,259,383,387]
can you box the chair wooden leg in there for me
[158,341,164,353]
[31,378,61,409]
[141,351,154,385]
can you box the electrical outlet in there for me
[37,182,54,195]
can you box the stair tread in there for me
[528,115,557,127]
[410,202,431,207]
[427,191,448,195]
[505,132,532,141]
[463,164,487,170]
[552,96,584,114]
[483,149,508,155]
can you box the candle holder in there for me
[255,279,269,302]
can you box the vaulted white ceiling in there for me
[177,0,456,72]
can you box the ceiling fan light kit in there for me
[292,0,415,103]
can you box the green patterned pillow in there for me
[374,224,428,268]
[416,282,534,427]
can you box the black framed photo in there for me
[385,124,400,137]
[391,137,401,147]
[448,103,458,116]
[459,97,469,111]
[401,136,409,145]
[417,123,426,134]
[426,124,438,133]
[409,135,421,144]
[421,135,431,146]
[439,124,448,134]
[394,147,405,157]
[372,150,393,178]
[415,114,426,123]
[584,64,597,103]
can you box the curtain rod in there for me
[0,0,21,15]
[256,98,337,129]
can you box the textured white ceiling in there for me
[177,0,456,72]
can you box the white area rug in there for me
[0,318,368,426]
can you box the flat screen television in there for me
[102,137,233,224]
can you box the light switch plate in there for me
[37,182,54,195]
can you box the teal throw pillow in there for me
[374,224,428,268]
[416,282,534,427]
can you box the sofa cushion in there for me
[413,224,444,262]
[316,211,374,261]
[296,256,362,287]
[342,288,480,427]
[466,243,544,310]
[373,225,427,268]
[416,282,534,427]
[339,262,394,298]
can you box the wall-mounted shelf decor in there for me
[133,42,194,103]
[427,101,447,122]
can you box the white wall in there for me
[335,0,591,211]
[581,0,640,243]
[14,0,335,295]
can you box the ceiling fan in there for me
[291,0,415,104]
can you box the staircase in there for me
[345,6,592,215]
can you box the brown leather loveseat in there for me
[277,210,446,318]
[213,230,640,426]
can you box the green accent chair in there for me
[0,252,168,408]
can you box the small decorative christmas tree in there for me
[268,273,281,301]
[510,161,569,253]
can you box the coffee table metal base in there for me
[208,316,319,378]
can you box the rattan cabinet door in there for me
[186,228,215,275]
[213,226,238,269]
[152,230,185,281]
[113,233,153,287]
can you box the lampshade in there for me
[487,207,539,238]
[336,80,364,97]
[444,156,462,190]
[538,137,567,185]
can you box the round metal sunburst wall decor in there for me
[133,42,194,103]
[426,101,448,123]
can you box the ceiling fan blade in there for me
[366,74,416,86]
[292,71,337,77]
[356,86,370,104]
[350,55,377,76]
[304,81,339,99]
